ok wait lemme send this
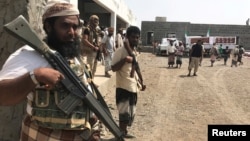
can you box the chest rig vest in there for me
[30,58,92,130]
[83,26,101,54]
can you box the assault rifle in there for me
[4,15,124,140]
[123,39,146,91]
[94,42,102,61]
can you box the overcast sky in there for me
[124,0,250,28]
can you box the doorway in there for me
[147,31,154,45]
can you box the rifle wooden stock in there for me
[4,15,124,140]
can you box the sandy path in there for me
[103,53,250,141]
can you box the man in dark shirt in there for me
[187,40,203,76]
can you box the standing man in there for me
[82,14,102,78]
[231,45,239,67]
[115,28,124,49]
[210,43,218,67]
[167,40,177,68]
[152,40,158,54]
[238,45,245,65]
[223,46,231,65]
[0,1,101,140]
[187,40,203,76]
[111,26,146,137]
[217,44,223,60]
[102,27,116,77]
[199,41,205,66]
[175,41,185,68]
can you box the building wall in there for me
[0,0,46,67]
[141,21,250,49]
[79,0,136,35]
[0,0,47,140]
[94,0,137,26]
[78,1,112,28]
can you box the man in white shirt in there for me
[167,40,177,68]
[115,28,124,49]
[102,27,116,77]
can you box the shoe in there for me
[105,72,111,77]
[123,133,136,138]
[193,73,197,76]
[187,74,190,77]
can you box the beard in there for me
[130,41,138,48]
[46,29,81,59]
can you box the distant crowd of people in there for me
[152,39,246,76]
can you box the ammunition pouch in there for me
[30,85,91,130]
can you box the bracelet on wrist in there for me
[29,71,39,85]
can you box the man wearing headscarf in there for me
[102,27,116,77]
[0,1,101,140]
[82,15,102,78]
[231,45,239,67]
[210,43,218,67]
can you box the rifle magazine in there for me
[57,94,82,115]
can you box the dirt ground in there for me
[102,52,250,141]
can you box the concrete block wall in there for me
[0,0,47,140]
[0,0,46,68]
[141,21,250,50]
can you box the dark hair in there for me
[126,26,140,37]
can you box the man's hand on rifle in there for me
[33,68,64,89]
